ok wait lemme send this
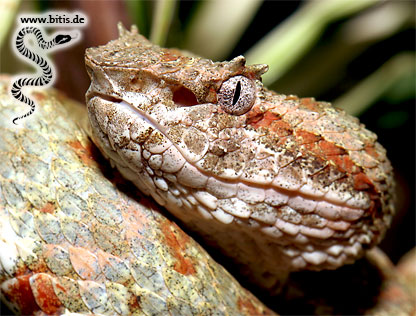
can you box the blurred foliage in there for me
[183,0,262,60]
[245,0,379,85]
[2,0,413,115]
[334,52,415,116]
[149,0,176,45]
[0,0,21,45]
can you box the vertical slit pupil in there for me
[232,81,241,105]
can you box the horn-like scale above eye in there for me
[218,75,256,115]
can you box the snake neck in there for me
[11,26,57,124]
[18,26,56,50]
[15,26,54,85]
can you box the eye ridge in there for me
[232,80,241,106]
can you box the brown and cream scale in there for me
[85,24,395,290]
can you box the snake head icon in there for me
[55,34,72,44]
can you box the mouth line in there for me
[90,92,167,134]
[90,93,365,215]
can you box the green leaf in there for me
[245,0,379,86]
[184,0,262,60]
[149,0,177,46]
[126,0,151,37]
[333,52,415,116]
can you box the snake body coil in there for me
[11,26,72,124]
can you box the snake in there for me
[85,24,395,290]
[0,76,272,315]
[10,26,74,125]
[0,23,401,314]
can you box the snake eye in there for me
[218,75,255,115]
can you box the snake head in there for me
[55,34,72,45]
[85,24,395,289]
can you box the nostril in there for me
[171,85,198,106]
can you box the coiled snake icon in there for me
[11,26,76,124]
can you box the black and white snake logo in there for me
[11,26,77,124]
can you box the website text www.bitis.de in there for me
[19,12,87,26]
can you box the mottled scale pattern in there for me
[86,25,395,290]
[0,77,272,315]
